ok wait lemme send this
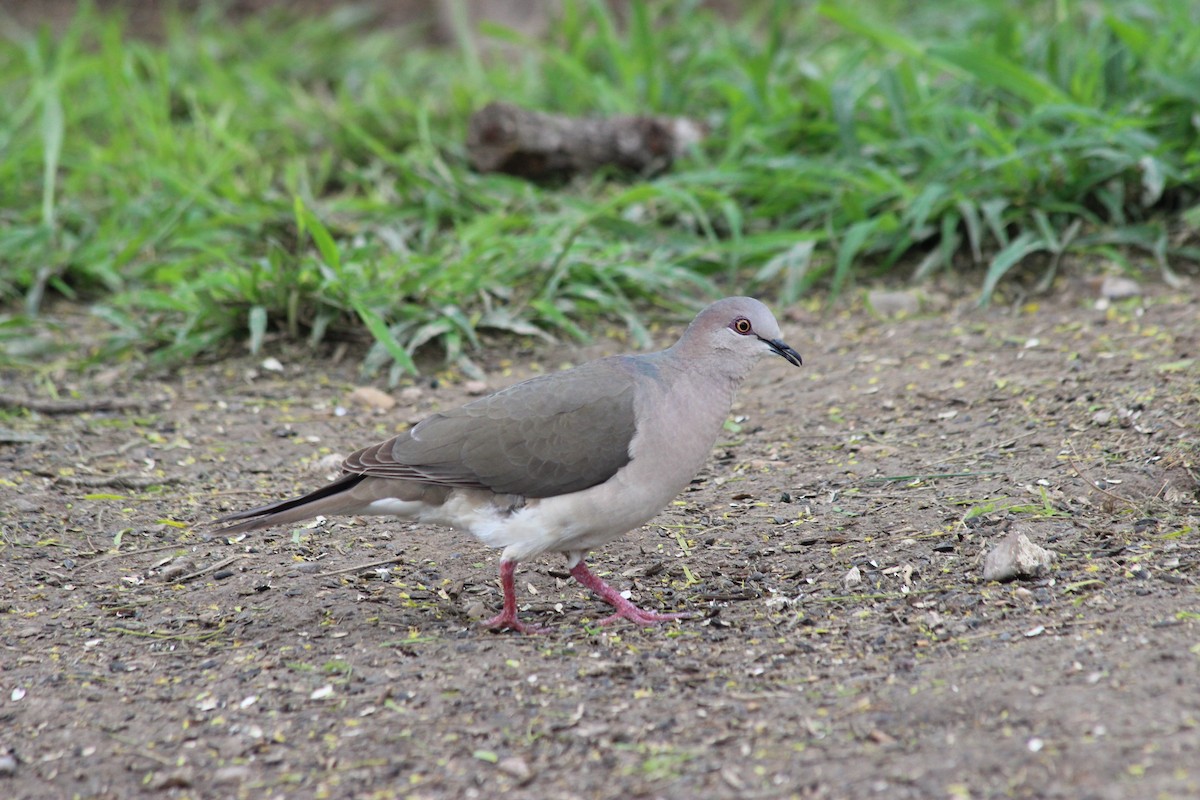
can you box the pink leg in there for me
[569,561,694,626]
[482,559,544,634]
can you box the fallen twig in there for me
[77,542,189,570]
[927,430,1041,466]
[863,470,1000,484]
[0,393,161,415]
[319,556,406,577]
[1065,439,1136,508]
[57,474,182,490]
[178,555,242,583]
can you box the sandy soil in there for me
[2,281,1197,799]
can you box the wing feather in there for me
[342,359,642,497]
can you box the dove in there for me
[213,297,802,633]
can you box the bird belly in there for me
[480,463,686,563]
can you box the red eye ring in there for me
[732,317,752,334]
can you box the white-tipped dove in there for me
[214,297,802,633]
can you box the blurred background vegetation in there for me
[1,0,1197,379]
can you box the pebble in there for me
[308,453,346,476]
[212,765,251,785]
[160,560,195,581]
[148,769,193,790]
[843,565,862,588]
[1099,275,1141,300]
[346,386,396,412]
[0,753,16,776]
[498,755,533,782]
[464,380,490,396]
[867,289,922,317]
[983,531,1056,582]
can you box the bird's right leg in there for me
[569,561,694,626]
[482,559,544,634]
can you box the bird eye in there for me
[732,317,753,335]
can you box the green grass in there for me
[1,0,1198,377]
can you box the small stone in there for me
[160,560,195,582]
[1099,275,1140,300]
[346,386,396,412]
[497,755,533,782]
[260,357,285,373]
[0,754,15,776]
[1091,409,1113,426]
[464,380,490,396]
[867,289,921,317]
[309,453,345,476]
[983,531,1056,582]
[843,565,862,588]
[212,765,251,785]
[148,769,193,790]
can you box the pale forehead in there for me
[697,297,779,334]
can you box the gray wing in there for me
[343,359,642,498]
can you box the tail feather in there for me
[212,473,367,535]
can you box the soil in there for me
[2,281,1198,800]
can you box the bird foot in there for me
[597,606,696,627]
[482,559,547,634]
[569,561,690,627]
[481,611,547,635]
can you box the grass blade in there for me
[979,231,1046,306]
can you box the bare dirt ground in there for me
[2,281,1198,800]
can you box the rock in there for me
[399,386,423,402]
[147,769,193,790]
[497,755,533,782]
[983,531,1056,582]
[1099,275,1141,300]
[345,386,396,412]
[0,752,17,777]
[866,289,921,317]
[0,429,47,444]
[843,565,862,588]
[464,380,490,396]
[309,453,346,476]
[212,765,252,785]
[159,560,195,582]
[12,498,41,513]
[260,357,285,373]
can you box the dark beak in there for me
[764,337,803,367]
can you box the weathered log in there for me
[466,101,704,181]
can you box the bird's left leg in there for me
[482,559,545,634]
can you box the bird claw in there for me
[482,612,548,635]
[597,607,695,627]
